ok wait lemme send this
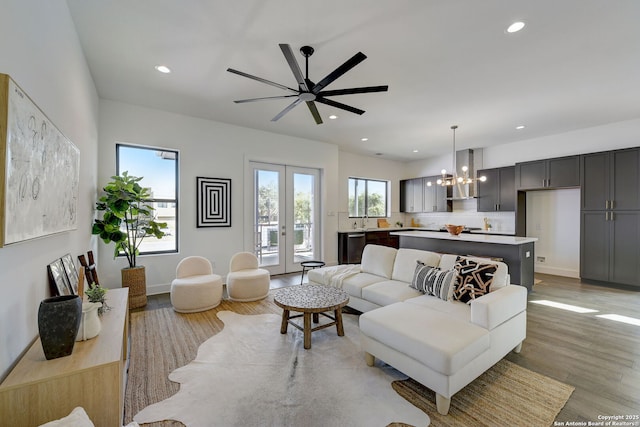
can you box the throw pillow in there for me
[452,256,497,304]
[410,261,430,293]
[423,267,456,301]
[410,261,455,301]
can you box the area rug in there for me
[132,310,430,427]
[126,302,574,427]
[393,359,574,427]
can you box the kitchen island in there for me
[390,230,538,290]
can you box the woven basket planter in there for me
[122,266,147,309]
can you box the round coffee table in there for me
[273,285,349,349]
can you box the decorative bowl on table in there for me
[445,224,465,236]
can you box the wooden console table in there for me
[0,288,129,427]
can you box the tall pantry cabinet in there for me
[580,148,640,287]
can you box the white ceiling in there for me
[66,0,640,161]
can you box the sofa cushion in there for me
[341,272,386,298]
[391,248,441,283]
[452,257,498,304]
[359,302,490,375]
[361,244,397,279]
[440,254,508,290]
[361,280,423,306]
[404,294,471,320]
[410,262,455,301]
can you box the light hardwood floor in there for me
[146,272,640,424]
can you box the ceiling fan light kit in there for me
[227,44,389,124]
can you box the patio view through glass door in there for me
[251,162,320,275]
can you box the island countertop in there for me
[390,230,537,246]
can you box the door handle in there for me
[348,234,366,238]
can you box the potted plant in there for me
[92,171,167,308]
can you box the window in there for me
[116,144,178,254]
[348,177,389,217]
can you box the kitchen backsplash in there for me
[338,199,516,233]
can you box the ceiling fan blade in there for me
[279,44,309,92]
[312,51,367,94]
[271,98,303,122]
[227,68,298,93]
[319,85,389,97]
[306,101,323,125]
[234,95,298,103]
[316,97,365,115]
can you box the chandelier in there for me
[436,125,486,189]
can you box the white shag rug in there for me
[134,310,430,427]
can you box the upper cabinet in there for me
[516,155,580,190]
[400,176,452,213]
[581,148,640,211]
[400,178,424,213]
[423,175,452,212]
[477,166,515,212]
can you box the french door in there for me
[249,162,320,275]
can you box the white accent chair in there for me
[226,252,270,302]
[170,256,223,313]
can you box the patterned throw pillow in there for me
[452,256,497,304]
[410,261,430,293]
[410,261,455,301]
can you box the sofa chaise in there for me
[308,244,527,415]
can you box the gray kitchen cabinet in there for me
[581,148,640,211]
[477,166,515,212]
[400,178,424,213]
[423,175,452,212]
[580,211,640,287]
[580,147,640,288]
[516,155,580,190]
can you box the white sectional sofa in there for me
[308,244,527,415]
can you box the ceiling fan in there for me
[227,44,389,125]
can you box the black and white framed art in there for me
[197,177,231,227]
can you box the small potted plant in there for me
[92,171,167,308]
[85,283,108,315]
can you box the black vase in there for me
[38,295,82,360]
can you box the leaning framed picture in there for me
[197,177,231,227]
[61,253,79,295]
[47,258,71,296]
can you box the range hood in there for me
[448,148,483,200]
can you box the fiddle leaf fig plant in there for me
[92,171,168,268]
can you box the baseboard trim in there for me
[534,265,579,278]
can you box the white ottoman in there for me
[171,274,223,313]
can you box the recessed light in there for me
[154,65,171,74]
[361,137,369,142]
[329,115,338,120]
[413,149,419,153]
[516,125,525,130]
[506,21,526,33]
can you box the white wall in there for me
[526,189,581,278]
[97,100,339,293]
[0,1,99,379]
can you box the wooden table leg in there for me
[280,309,290,334]
[303,312,312,349]
[312,312,319,323]
[335,308,345,336]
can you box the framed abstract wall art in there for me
[196,177,231,227]
[0,74,80,247]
